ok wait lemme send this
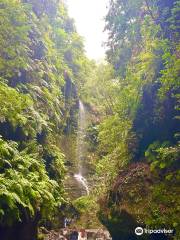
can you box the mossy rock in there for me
[98,163,179,239]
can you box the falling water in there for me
[74,100,89,195]
[74,173,89,195]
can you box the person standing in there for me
[78,229,87,240]
[64,218,68,228]
[69,228,79,240]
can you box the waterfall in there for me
[74,173,89,195]
[74,100,89,195]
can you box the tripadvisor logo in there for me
[135,227,143,236]
[135,227,175,236]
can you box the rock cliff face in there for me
[98,163,178,240]
[98,163,150,240]
[0,212,40,240]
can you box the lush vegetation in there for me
[0,0,89,238]
[0,0,179,239]
[84,0,180,239]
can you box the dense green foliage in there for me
[91,0,180,189]
[0,137,62,225]
[88,0,180,238]
[0,0,88,233]
[0,0,179,238]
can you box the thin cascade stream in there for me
[74,100,89,195]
